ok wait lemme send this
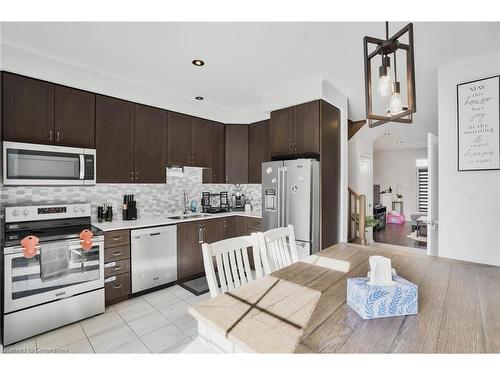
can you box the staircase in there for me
[348,187,367,245]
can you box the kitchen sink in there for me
[166,213,212,220]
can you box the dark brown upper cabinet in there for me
[96,95,135,183]
[54,85,95,148]
[134,104,167,183]
[269,106,293,156]
[2,72,55,145]
[293,100,320,154]
[2,73,96,148]
[203,122,225,183]
[167,112,214,168]
[167,112,191,166]
[191,117,213,168]
[225,124,248,184]
[248,119,269,183]
[270,100,320,156]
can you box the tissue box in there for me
[347,275,418,319]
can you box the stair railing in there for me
[348,187,367,245]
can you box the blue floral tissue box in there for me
[347,275,418,319]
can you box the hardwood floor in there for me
[373,222,426,250]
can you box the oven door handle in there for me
[79,154,85,180]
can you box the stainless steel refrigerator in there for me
[261,159,320,258]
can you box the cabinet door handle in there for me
[135,171,139,180]
[56,131,60,142]
[112,250,122,256]
[49,130,53,142]
[112,284,123,289]
[113,266,123,271]
[130,171,134,181]
[198,226,204,243]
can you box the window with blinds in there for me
[417,166,428,213]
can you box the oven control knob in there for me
[12,209,20,216]
[80,207,86,212]
[73,207,79,213]
[22,209,29,216]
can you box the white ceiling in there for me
[1,22,499,150]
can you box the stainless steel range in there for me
[2,203,105,346]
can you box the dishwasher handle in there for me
[149,232,161,236]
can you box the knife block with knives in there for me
[122,194,137,221]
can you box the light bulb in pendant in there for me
[378,56,392,98]
[388,81,403,115]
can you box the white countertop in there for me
[92,210,262,232]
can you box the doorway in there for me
[371,140,429,250]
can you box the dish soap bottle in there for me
[190,200,197,213]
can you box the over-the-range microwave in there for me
[2,141,96,186]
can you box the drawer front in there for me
[246,217,262,231]
[104,230,130,248]
[104,259,131,278]
[104,245,130,263]
[105,273,131,302]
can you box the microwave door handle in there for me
[79,154,85,180]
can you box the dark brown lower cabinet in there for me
[177,217,257,281]
[104,229,131,305]
[221,217,235,239]
[177,221,205,280]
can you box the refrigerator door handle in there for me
[277,167,282,227]
[279,167,288,228]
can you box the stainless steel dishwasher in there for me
[131,225,177,293]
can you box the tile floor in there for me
[3,285,211,354]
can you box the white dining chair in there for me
[202,233,263,298]
[257,225,299,274]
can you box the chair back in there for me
[202,233,263,298]
[257,225,299,274]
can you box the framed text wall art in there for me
[457,75,500,171]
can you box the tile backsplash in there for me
[0,167,261,218]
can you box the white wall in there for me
[0,43,229,123]
[438,51,500,266]
[348,125,374,211]
[373,148,427,219]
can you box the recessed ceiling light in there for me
[396,140,403,144]
[195,96,204,100]
[192,59,205,66]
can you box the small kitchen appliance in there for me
[201,192,230,213]
[3,141,96,186]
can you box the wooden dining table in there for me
[188,242,500,353]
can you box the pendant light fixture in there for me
[363,22,416,127]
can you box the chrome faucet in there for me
[183,191,189,214]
